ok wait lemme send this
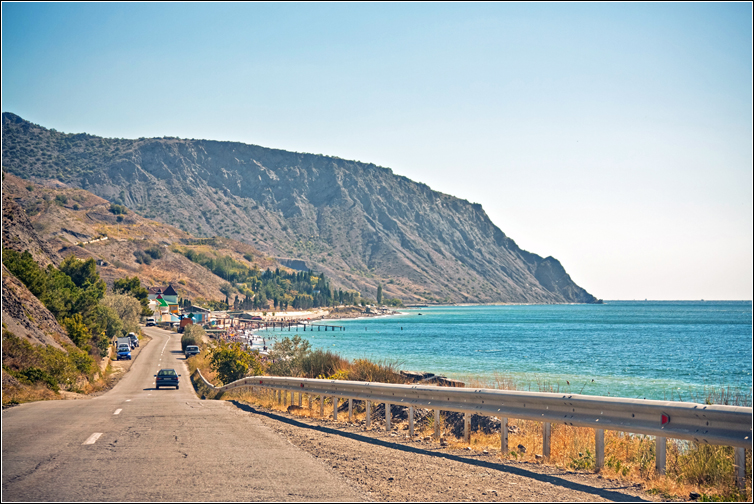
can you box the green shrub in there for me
[299,349,347,379]
[17,367,59,391]
[145,246,163,260]
[209,340,262,385]
[267,335,311,377]
[181,324,205,350]
[133,250,152,265]
[109,203,127,215]
[2,330,85,391]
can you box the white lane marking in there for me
[83,433,103,445]
[160,335,171,355]
[125,399,131,402]
[114,409,122,415]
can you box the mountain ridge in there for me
[2,112,598,304]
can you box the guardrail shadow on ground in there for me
[230,400,651,503]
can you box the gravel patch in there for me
[231,400,659,502]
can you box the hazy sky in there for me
[2,3,752,300]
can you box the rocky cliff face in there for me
[3,193,61,268]
[2,112,598,304]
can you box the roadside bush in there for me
[347,358,405,384]
[267,335,312,377]
[2,330,88,392]
[209,340,262,385]
[181,324,206,350]
[16,367,59,392]
[299,349,348,379]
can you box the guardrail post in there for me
[595,429,605,470]
[656,437,666,475]
[435,409,441,439]
[501,417,508,455]
[333,397,338,421]
[386,403,391,431]
[735,447,745,489]
[320,395,325,417]
[409,407,414,437]
[543,422,551,459]
[307,393,312,410]
[298,392,302,407]
[283,391,288,407]
[366,401,371,428]
[348,398,353,423]
[464,412,471,443]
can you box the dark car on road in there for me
[127,332,139,348]
[155,368,180,389]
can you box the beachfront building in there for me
[184,305,210,324]
[147,285,179,305]
[152,295,180,322]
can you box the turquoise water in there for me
[259,301,752,401]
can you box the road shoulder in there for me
[230,400,658,503]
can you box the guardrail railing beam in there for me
[195,372,753,486]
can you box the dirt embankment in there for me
[232,401,656,502]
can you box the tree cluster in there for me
[179,249,362,310]
[3,250,139,357]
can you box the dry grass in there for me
[2,381,60,405]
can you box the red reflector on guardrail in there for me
[301,383,304,388]
[259,380,263,384]
[661,413,670,425]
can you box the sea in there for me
[258,301,752,402]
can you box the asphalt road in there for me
[2,327,363,502]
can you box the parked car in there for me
[155,368,180,389]
[127,332,139,347]
[146,318,156,327]
[116,344,132,360]
[184,345,200,358]
[116,336,133,350]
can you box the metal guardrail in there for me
[195,371,752,487]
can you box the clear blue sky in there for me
[2,3,752,300]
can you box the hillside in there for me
[2,112,599,304]
[2,172,278,303]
